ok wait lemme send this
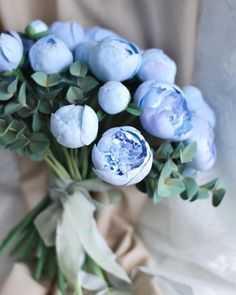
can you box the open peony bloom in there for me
[0,31,23,72]
[29,35,73,74]
[134,81,193,141]
[89,37,141,82]
[137,48,177,83]
[92,126,153,186]
[50,105,98,148]
[185,115,216,171]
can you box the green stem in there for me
[46,150,71,180]
[75,280,83,295]
[34,241,47,281]
[70,149,82,181]
[81,147,88,179]
[58,271,66,295]
[87,256,105,280]
[63,147,75,179]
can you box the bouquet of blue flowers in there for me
[0,20,225,294]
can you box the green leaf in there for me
[31,72,62,87]
[79,76,99,92]
[8,127,29,150]
[126,103,143,116]
[28,133,49,161]
[97,109,107,121]
[155,143,174,159]
[212,188,225,207]
[181,177,198,199]
[38,99,52,114]
[171,143,185,159]
[70,61,88,77]
[158,177,185,197]
[66,86,83,103]
[0,81,14,101]
[32,113,42,132]
[161,158,178,179]
[7,78,18,94]
[4,102,22,115]
[201,178,218,190]
[190,188,209,202]
[180,142,197,163]
[18,81,27,106]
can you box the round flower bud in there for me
[0,31,23,72]
[89,37,141,82]
[92,126,153,185]
[183,85,215,127]
[50,105,98,148]
[98,81,131,114]
[25,20,48,38]
[185,115,216,171]
[85,26,118,42]
[134,81,193,141]
[74,41,97,65]
[49,21,84,51]
[29,35,73,74]
[137,49,177,83]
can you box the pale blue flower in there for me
[89,37,141,82]
[26,20,48,37]
[50,105,98,148]
[137,49,177,83]
[74,41,97,64]
[0,31,23,72]
[98,81,131,114]
[49,21,84,51]
[85,26,118,41]
[134,81,193,141]
[183,85,216,127]
[29,35,73,74]
[185,115,216,171]
[92,126,153,185]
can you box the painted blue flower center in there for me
[103,130,147,175]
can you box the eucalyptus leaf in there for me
[171,143,184,159]
[32,113,42,132]
[79,76,99,92]
[181,177,198,199]
[18,81,27,106]
[38,99,52,114]
[7,78,18,94]
[4,102,22,115]
[126,103,142,116]
[0,81,14,101]
[66,86,83,103]
[155,143,174,160]
[212,188,225,207]
[180,142,197,163]
[70,61,88,77]
[32,72,62,87]
[201,178,218,190]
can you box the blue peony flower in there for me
[29,35,73,74]
[25,20,48,37]
[85,26,119,42]
[92,126,153,185]
[74,41,97,65]
[183,85,216,127]
[50,105,98,148]
[137,49,177,83]
[134,81,193,141]
[98,81,131,114]
[0,31,23,72]
[89,37,141,82]
[49,21,84,51]
[185,115,216,171]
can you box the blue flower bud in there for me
[137,49,177,83]
[183,85,215,127]
[85,26,119,42]
[185,115,216,171]
[92,126,153,185]
[49,21,84,51]
[98,81,131,114]
[74,41,97,64]
[0,31,23,72]
[50,105,98,148]
[25,20,48,38]
[134,81,193,141]
[29,35,73,74]
[89,37,141,82]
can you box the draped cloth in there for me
[2,1,236,294]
